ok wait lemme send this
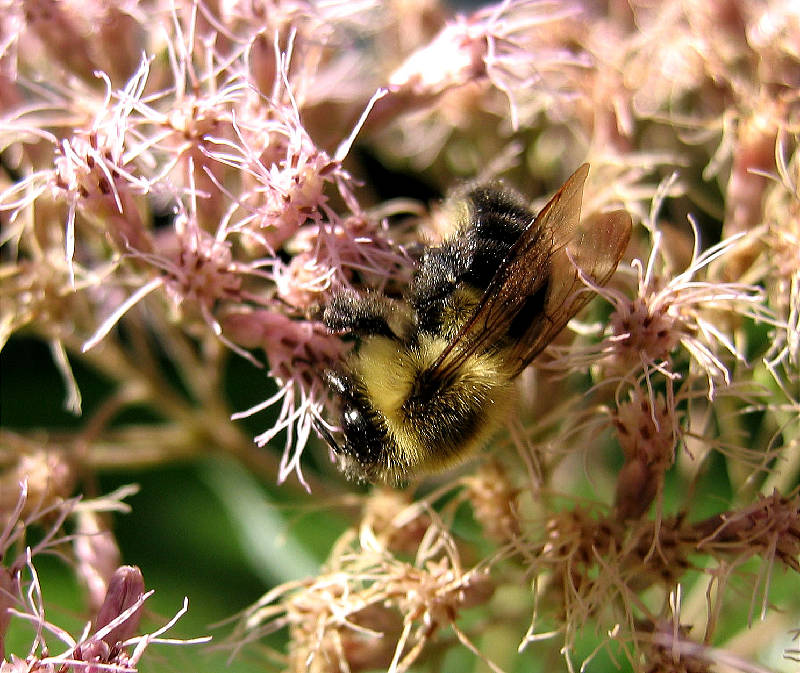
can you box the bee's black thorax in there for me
[409,185,532,337]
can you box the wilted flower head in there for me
[235,511,494,673]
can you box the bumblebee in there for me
[317,164,632,484]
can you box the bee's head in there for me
[315,370,388,483]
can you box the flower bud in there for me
[94,565,145,646]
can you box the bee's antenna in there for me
[312,416,343,454]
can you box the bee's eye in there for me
[342,405,367,434]
[340,402,385,466]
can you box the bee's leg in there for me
[323,288,411,339]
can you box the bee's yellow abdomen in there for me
[353,334,513,475]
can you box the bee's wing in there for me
[426,163,631,382]
[426,164,589,380]
[505,208,632,377]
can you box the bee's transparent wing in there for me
[505,208,632,377]
[426,163,599,381]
